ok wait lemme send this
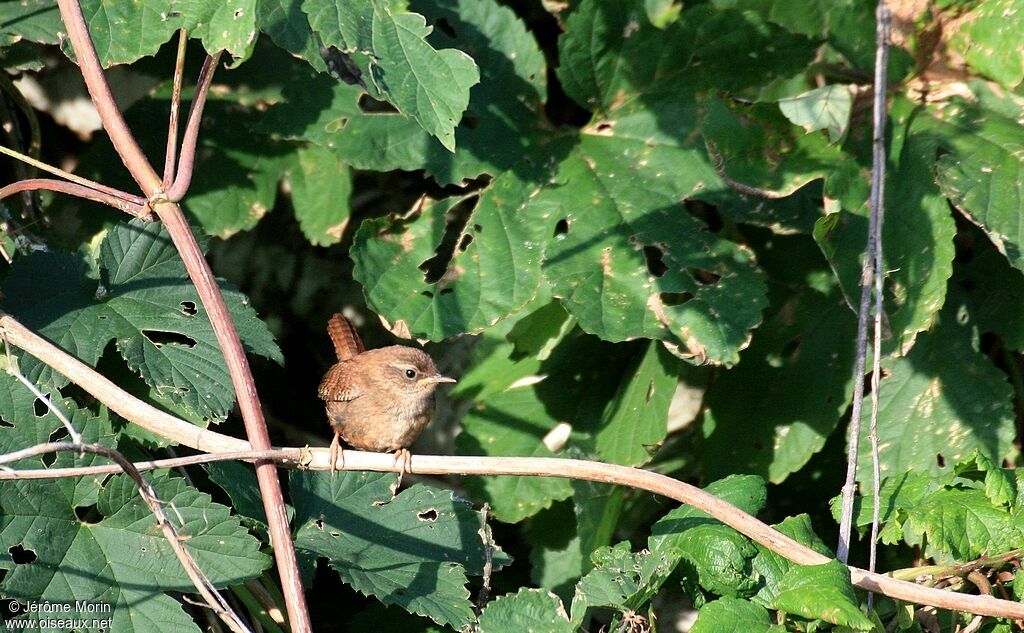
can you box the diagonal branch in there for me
[54,3,312,629]
[3,309,1024,620]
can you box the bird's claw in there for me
[329,434,345,472]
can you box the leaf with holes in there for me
[290,469,509,628]
[0,393,269,633]
[569,542,674,627]
[71,0,258,65]
[703,285,857,483]
[1,220,282,423]
[302,0,480,151]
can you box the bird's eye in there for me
[404,369,417,379]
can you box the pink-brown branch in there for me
[166,52,221,202]
[0,179,152,219]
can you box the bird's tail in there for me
[327,313,365,361]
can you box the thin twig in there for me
[837,2,891,564]
[475,503,493,614]
[0,179,152,219]
[166,52,221,202]
[2,311,1023,620]
[866,1,891,612]
[163,29,189,189]
[704,138,791,200]
[55,2,311,628]
[0,442,252,633]
[0,145,147,206]
[2,331,82,444]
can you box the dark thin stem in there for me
[166,52,221,201]
[0,179,152,219]
[0,144,146,205]
[163,29,189,188]
[866,2,890,612]
[837,2,890,564]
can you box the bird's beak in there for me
[421,374,457,385]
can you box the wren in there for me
[317,313,455,473]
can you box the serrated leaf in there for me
[906,488,1023,560]
[256,0,327,70]
[303,0,480,150]
[703,285,857,483]
[691,597,783,633]
[0,398,268,633]
[777,84,852,143]
[569,542,674,626]
[954,450,1017,508]
[287,143,352,246]
[853,303,1015,480]
[1,221,282,423]
[949,0,1024,87]
[772,560,872,629]
[290,470,508,628]
[477,588,572,633]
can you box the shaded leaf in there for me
[477,588,572,633]
[569,541,674,626]
[287,143,352,246]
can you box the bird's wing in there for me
[327,313,365,361]
[318,363,362,401]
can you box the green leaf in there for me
[0,398,269,633]
[751,515,834,608]
[935,94,1024,272]
[703,285,857,482]
[303,0,480,151]
[0,0,62,46]
[649,475,766,596]
[957,242,1024,351]
[702,97,844,196]
[954,450,1017,508]
[595,342,678,466]
[477,588,572,633]
[777,84,852,143]
[815,100,955,353]
[950,0,1024,87]
[772,560,872,629]
[569,542,675,626]
[74,0,258,66]
[691,597,783,633]
[853,303,1015,480]
[287,144,353,246]
[507,300,576,362]
[256,0,327,71]
[352,171,553,341]
[290,470,508,628]
[1,221,282,424]
[905,488,1023,560]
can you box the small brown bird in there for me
[317,313,455,473]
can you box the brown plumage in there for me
[318,314,455,470]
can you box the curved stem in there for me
[166,52,221,202]
[3,310,1024,620]
[0,179,152,219]
[0,145,146,205]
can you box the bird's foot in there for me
[392,448,412,489]
[329,434,345,472]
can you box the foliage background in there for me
[1,0,1024,631]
